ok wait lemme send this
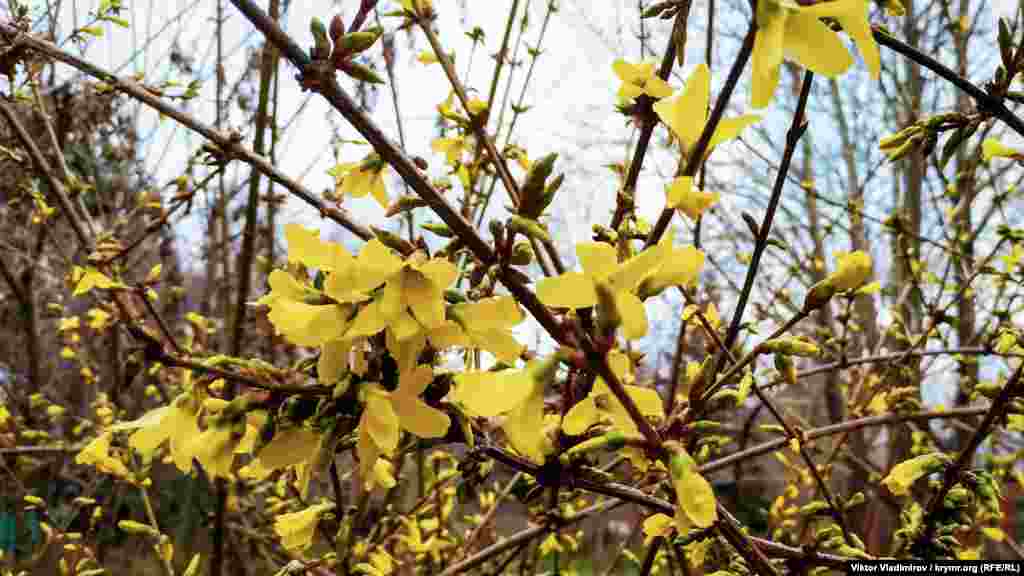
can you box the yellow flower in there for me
[76,432,132,480]
[664,176,719,220]
[881,453,948,496]
[356,365,451,482]
[467,97,488,116]
[417,50,439,64]
[451,358,558,464]
[353,549,397,576]
[653,64,759,158]
[612,59,673,102]
[274,502,335,552]
[982,138,1024,162]
[58,316,80,333]
[398,517,454,564]
[639,244,705,297]
[345,248,458,340]
[668,447,718,530]
[116,392,201,473]
[827,250,872,291]
[642,513,674,546]
[431,136,468,166]
[87,308,112,330]
[428,296,526,363]
[329,153,389,208]
[537,241,671,340]
[190,420,244,479]
[563,350,664,438]
[71,266,122,297]
[752,0,878,109]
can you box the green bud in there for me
[310,17,331,61]
[422,222,455,238]
[802,280,837,313]
[183,554,203,576]
[370,226,414,255]
[339,60,385,84]
[999,18,1015,70]
[385,195,429,217]
[334,29,382,59]
[760,336,820,357]
[507,215,551,243]
[518,153,558,219]
[118,520,160,538]
[509,241,533,266]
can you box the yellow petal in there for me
[393,394,450,439]
[255,428,321,470]
[654,64,710,149]
[562,396,600,436]
[536,272,598,309]
[274,502,334,552]
[284,224,354,271]
[707,115,761,154]
[642,513,674,546]
[452,369,534,418]
[983,138,1021,161]
[751,3,786,108]
[666,177,719,219]
[615,291,649,340]
[784,11,854,78]
[318,339,352,384]
[804,0,879,79]
[502,371,547,464]
[470,329,525,364]
[404,271,446,329]
[362,387,400,454]
[575,242,618,280]
[354,240,404,293]
[267,299,349,347]
[671,455,718,529]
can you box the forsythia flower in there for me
[612,59,673,102]
[642,513,674,546]
[274,502,335,552]
[828,250,873,291]
[76,432,132,479]
[982,138,1024,162]
[664,177,719,220]
[563,350,665,438]
[667,445,718,530]
[329,153,390,208]
[417,50,439,64]
[653,64,759,160]
[752,0,879,109]
[881,453,948,496]
[452,358,558,464]
[357,366,451,483]
[116,391,202,473]
[428,296,526,364]
[537,241,671,340]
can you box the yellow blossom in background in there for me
[664,176,719,220]
[431,135,468,166]
[58,316,80,333]
[116,391,201,473]
[537,240,671,340]
[416,50,439,64]
[827,250,872,291]
[71,266,122,297]
[87,308,112,330]
[273,502,335,552]
[982,138,1024,162]
[653,64,759,158]
[75,432,132,480]
[353,549,397,576]
[612,58,673,102]
[642,513,674,546]
[329,153,389,208]
[640,243,705,297]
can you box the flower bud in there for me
[329,14,345,43]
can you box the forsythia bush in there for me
[2,0,1024,574]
